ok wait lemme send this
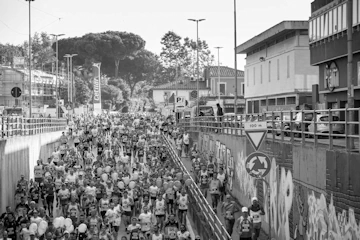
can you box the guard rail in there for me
[0,116,67,139]
[179,108,360,152]
[162,134,231,240]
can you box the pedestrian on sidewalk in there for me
[249,197,265,240]
[182,131,190,157]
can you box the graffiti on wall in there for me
[293,185,308,240]
[235,150,256,203]
[263,157,294,240]
[306,192,360,240]
[226,148,234,190]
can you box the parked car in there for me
[266,115,279,132]
[308,114,344,136]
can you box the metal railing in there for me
[179,108,360,152]
[0,116,67,139]
[162,134,231,240]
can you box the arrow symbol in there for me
[250,156,267,172]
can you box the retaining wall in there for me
[197,132,360,240]
[0,131,62,212]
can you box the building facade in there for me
[151,76,210,105]
[0,67,65,115]
[309,0,360,110]
[237,21,319,114]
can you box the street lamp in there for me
[215,47,223,103]
[234,0,239,114]
[50,33,65,118]
[188,18,205,117]
[25,0,35,117]
[64,54,77,115]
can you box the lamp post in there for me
[63,56,70,103]
[215,47,222,103]
[64,54,77,116]
[25,0,34,117]
[188,18,205,117]
[234,0,238,114]
[50,34,64,118]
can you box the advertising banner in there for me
[92,63,102,115]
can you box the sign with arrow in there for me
[244,121,267,151]
[245,152,271,178]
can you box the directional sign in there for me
[244,121,267,151]
[245,152,271,178]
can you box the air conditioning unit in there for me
[190,77,196,82]
[199,77,204,81]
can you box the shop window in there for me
[261,99,267,106]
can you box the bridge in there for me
[1,110,360,240]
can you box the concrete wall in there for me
[0,131,62,211]
[197,132,360,240]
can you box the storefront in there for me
[223,98,245,114]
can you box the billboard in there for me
[92,63,102,115]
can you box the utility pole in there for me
[215,47,223,103]
[25,0,34,117]
[50,34,65,118]
[234,0,238,114]
[347,0,354,149]
[188,18,205,116]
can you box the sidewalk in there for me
[179,153,268,240]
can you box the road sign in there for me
[245,152,271,178]
[244,121,267,151]
[175,96,185,107]
[11,87,22,98]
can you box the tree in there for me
[118,49,160,97]
[100,31,146,78]
[0,43,23,65]
[101,84,124,110]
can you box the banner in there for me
[92,63,102,115]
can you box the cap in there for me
[64,231,70,234]
[241,207,248,212]
[251,197,258,203]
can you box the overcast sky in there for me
[0,0,312,70]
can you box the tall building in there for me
[309,0,360,109]
[237,21,319,114]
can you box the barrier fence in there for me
[162,134,232,240]
[179,108,360,152]
[0,117,67,139]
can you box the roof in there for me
[236,21,309,54]
[152,76,209,91]
[206,66,244,78]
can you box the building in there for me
[151,76,210,105]
[237,21,319,114]
[309,0,360,110]
[204,66,245,113]
[0,67,65,116]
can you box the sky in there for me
[0,0,313,71]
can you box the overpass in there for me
[179,107,360,240]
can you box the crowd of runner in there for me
[0,112,265,240]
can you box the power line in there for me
[16,0,62,20]
[36,18,62,32]
[0,19,27,36]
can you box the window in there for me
[357,62,360,85]
[268,61,271,82]
[287,97,296,105]
[277,59,280,80]
[317,17,321,39]
[277,98,285,105]
[253,67,255,85]
[324,12,329,37]
[241,82,245,95]
[287,55,290,78]
[219,83,226,95]
[260,100,266,106]
[268,99,276,106]
[342,3,347,30]
[320,15,324,38]
[333,8,338,33]
[329,10,333,35]
[260,64,263,83]
[309,20,314,41]
[358,0,360,24]
[353,0,358,25]
[338,5,343,31]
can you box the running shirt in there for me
[154,199,166,216]
[138,212,153,231]
[128,224,141,240]
[178,195,188,210]
[209,179,220,194]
